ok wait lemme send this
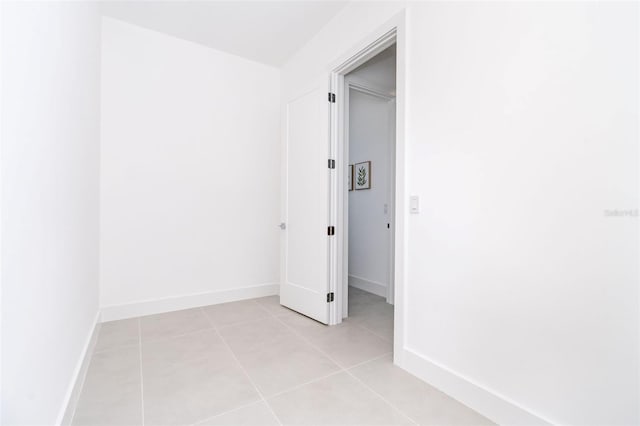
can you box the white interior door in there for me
[281,87,330,324]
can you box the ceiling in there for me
[100,1,348,67]
[348,44,396,95]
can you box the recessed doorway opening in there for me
[327,16,406,362]
[343,45,396,341]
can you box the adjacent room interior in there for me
[344,45,397,340]
[1,2,638,426]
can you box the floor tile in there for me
[94,318,139,352]
[235,336,340,397]
[202,299,270,327]
[348,288,388,317]
[140,308,211,342]
[349,285,384,300]
[255,295,300,318]
[219,317,340,396]
[196,401,280,426]
[73,290,489,426]
[279,314,392,368]
[142,329,235,376]
[143,355,260,425]
[72,346,142,426]
[218,316,297,354]
[350,355,495,426]
[267,371,412,425]
[275,310,333,341]
[347,300,394,341]
[352,315,394,342]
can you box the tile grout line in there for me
[250,299,275,315]
[278,320,416,425]
[266,292,392,343]
[287,313,417,425]
[138,318,145,426]
[344,367,419,426]
[271,314,418,426]
[349,320,394,344]
[189,399,268,426]
[201,300,295,332]
[213,298,393,401]
[122,299,276,351]
[133,325,213,347]
[270,313,362,371]
[131,309,273,350]
[199,307,285,426]
[213,330,285,426]
[266,352,393,400]
[346,351,394,370]
[267,369,345,399]
[81,297,399,426]
[113,298,290,352]
[100,297,401,425]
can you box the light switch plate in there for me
[410,196,419,214]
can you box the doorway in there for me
[342,46,396,340]
[280,14,406,360]
[326,21,406,355]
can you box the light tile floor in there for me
[72,287,493,426]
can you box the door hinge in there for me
[327,226,335,236]
[326,292,335,303]
[328,92,336,103]
[328,159,335,169]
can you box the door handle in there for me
[279,222,286,230]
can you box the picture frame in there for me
[354,161,371,190]
[348,165,354,191]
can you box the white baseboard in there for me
[57,311,101,426]
[399,348,553,426]
[348,275,387,298]
[101,283,279,322]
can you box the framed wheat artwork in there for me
[348,165,354,191]
[355,161,371,190]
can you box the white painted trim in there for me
[387,97,396,306]
[100,283,279,322]
[0,3,4,420]
[348,276,387,298]
[340,77,351,320]
[57,310,101,426]
[400,348,554,426]
[329,27,397,75]
[390,10,407,367]
[347,77,395,101]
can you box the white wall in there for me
[348,89,394,297]
[1,2,101,424]
[282,2,639,425]
[100,18,281,319]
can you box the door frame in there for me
[327,11,407,362]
